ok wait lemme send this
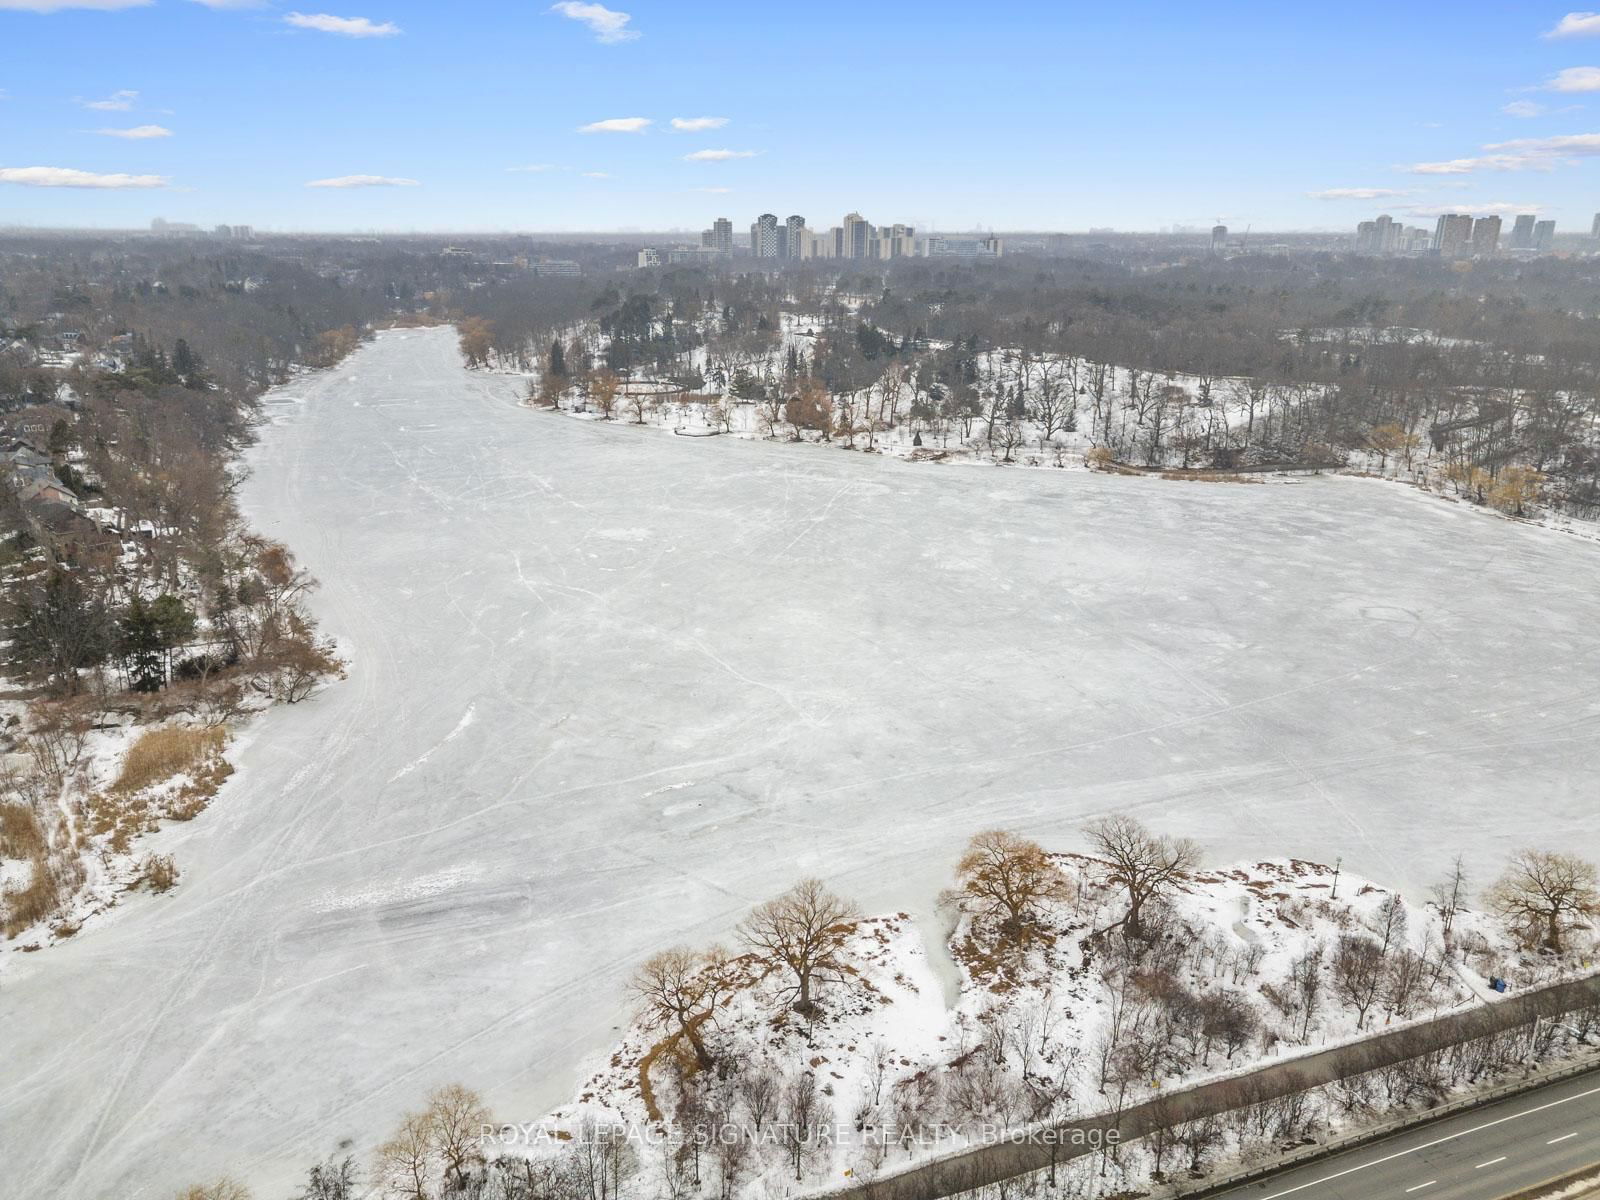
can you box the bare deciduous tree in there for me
[424,1083,491,1188]
[374,1111,435,1200]
[589,369,620,420]
[1085,816,1200,938]
[631,945,732,1069]
[1289,943,1323,1041]
[1332,934,1386,1029]
[780,1072,832,1182]
[1487,850,1600,954]
[949,829,1073,943]
[458,317,494,369]
[1384,948,1429,1021]
[1373,893,1407,954]
[296,1156,360,1200]
[738,878,859,1014]
[784,377,832,441]
[1431,855,1468,940]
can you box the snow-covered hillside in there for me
[497,855,1588,1200]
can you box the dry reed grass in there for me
[113,726,227,795]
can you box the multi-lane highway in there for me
[1206,1069,1600,1200]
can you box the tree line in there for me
[459,252,1600,515]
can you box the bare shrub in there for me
[25,705,93,789]
[174,1179,251,1200]
[142,853,179,893]
[257,622,343,704]
[0,755,55,814]
[1158,471,1259,484]
[177,677,251,729]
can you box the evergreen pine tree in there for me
[119,594,165,693]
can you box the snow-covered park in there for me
[3,325,1599,1197]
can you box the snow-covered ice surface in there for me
[4,326,1600,1198]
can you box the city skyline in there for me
[5,2,1600,232]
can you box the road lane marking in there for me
[1548,1132,1578,1144]
[1251,1083,1600,1200]
[1475,1157,1507,1168]
[1405,1183,1436,1192]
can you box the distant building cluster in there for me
[1353,212,1557,258]
[924,235,1006,258]
[150,218,254,239]
[1506,213,1556,252]
[636,211,1002,269]
[727,211,920,261]
[1354,215,1433,255]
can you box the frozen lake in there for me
[5,326,1599,1196]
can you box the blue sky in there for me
[3,1,1600,232]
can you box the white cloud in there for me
[550,2,638,43]
[1400,202,1547,217]
[1547,12,1600,37]
[0,165,166,188]
[1307,187,1411,200]
[305,174,418,187]
[683,148,757,162]
[285,12,400,37]
[578,116,650,133]
[1486,131,1600,155]
[1405,133,1600,174]
[1406,154,1550,174]
[96,124,172,139]
[671,116,728,132]
[507,164,558,173]
[80,90,139,112]
[0,0,148,9]
[1504,100,1545,117]
[1545,65,1600,92]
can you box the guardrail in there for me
[1159,1052,1600,1199]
